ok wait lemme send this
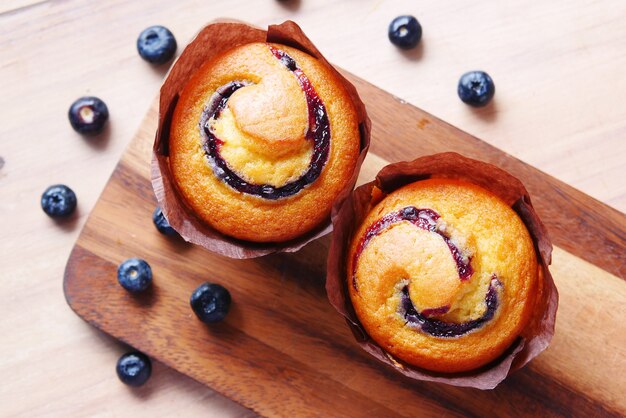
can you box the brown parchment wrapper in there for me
[326,152,558,389]
[151,20,371,258]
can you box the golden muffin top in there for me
[169,42,361,242]
[348,178,539,373]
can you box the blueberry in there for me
[137,25,177,64]
[117,258,152,293]
[190,283,231,323]
[457,71,495,107]
[68,96,109,135]
[116,351,152,387]
[152,206,178,236]
[401,206,418,220]
[388,15,422,49]
[41,184,77,218]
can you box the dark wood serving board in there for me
[64,72,626,417]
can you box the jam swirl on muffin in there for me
[200,47,330,199]
[169,42,361,242]
[350,205,502,338]
[347,179,539,372]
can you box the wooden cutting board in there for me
[64,72,626,418]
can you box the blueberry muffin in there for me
[347,178,539,373]
[169,42,361,242]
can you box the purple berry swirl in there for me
[199,46,330,200]
[351,206,502,338]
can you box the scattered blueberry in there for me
[41,184,77,218]
[117,258,153,293]
[457,71,495,107]
[137,25,177,64]
[388,15,422,49]
[152,206,177,236]
[190,283,231,323]
[68,96,109,135]
[116,351,152,387]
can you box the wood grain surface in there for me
[2,1,626,417]
[64,73,626,417]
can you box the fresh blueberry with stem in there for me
[41,184,77,218]
[137,25,177,64]
[117,258,153,293]
[68,96,109,135]
[152,206,178,236]
[116,351,152,387]
[457,71,495,107]
[388,15,422,49]
[190,283,231,323]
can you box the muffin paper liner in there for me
[326,152,558,389]
[151,20,371,258]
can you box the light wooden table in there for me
[1,0,624,416]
